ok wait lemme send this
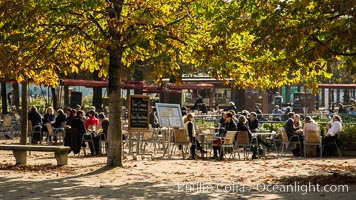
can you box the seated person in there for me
[323,115,342,156]
[248,112,259,131]
[237,115,270,159]
[303,116,320,156]
[303,116,319,134]
[94,112,110,154]
[272,105,284,121]
[50,109,67,144]
[284,112,303,156]
[84,110,99,155]
[293,114,303,134]
[213,112,236,159]
[53,109,67,128]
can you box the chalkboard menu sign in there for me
[70,92,82,107]
[128,95,150,129]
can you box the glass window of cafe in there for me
[182,88,231,106]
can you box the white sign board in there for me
[155,103,184,128]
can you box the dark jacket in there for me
[222,120,237,137]
[53,113,67,128]
[236,122,252,140]
[67,117,86,154]
[43,113,55,124]
[28,110,42,126]
[284,118,298,139]
[248,118,259,131]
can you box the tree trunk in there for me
[20,80,28,145]
[64,85,69,107]
[51,87,58,109]
[1,81,8,114]
[107,52,123,167]
[106,0,125,167]
[93,70,103,110]
[93,87,102,110]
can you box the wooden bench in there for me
[0,144,70,166]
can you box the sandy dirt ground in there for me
[0,137,355,200]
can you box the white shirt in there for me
[303,122,319,135]
[327,121,342,136]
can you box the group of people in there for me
[284,112,342,157]
[182,100,343,159]
[28,105,109,156]
[183,108,271,160]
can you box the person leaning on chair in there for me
[323,115,342,156]
[28,106,43,143]
[284,112,303,156]
[185,113,206,160]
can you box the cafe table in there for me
[251,130,277,158]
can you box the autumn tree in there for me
[1,0,354,167]
[194,0,355,91]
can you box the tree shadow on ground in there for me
[1,165,355,199]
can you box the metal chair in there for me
[171,128,190,159]
[322,134,342,157]
[279,128,302,157]
[0,115,14,138]
[27,120,42,144]
[220,131,236,160]
[139,129,157,155]
[304,129,322,158]
[45,123,64,144]
[235,131,252,160]
[81,125,97,156]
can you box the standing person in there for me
[68,110,86,154]
[199,103,208,114]
[66,109,77,125]
[323,115,342,156]
[185,113,206,160]
[84,110,99,155]
[28,106,43,143]
[149,107,159,128]
[7,89,13,107]
[181,106,188,117]
[213,103,220,114]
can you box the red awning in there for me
[60,79,214,91]
[168,83,214,90]
[60,79,143,88]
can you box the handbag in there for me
[213,138,222,146]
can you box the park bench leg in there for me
[55,152,68,166]
[13,150,27,165]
